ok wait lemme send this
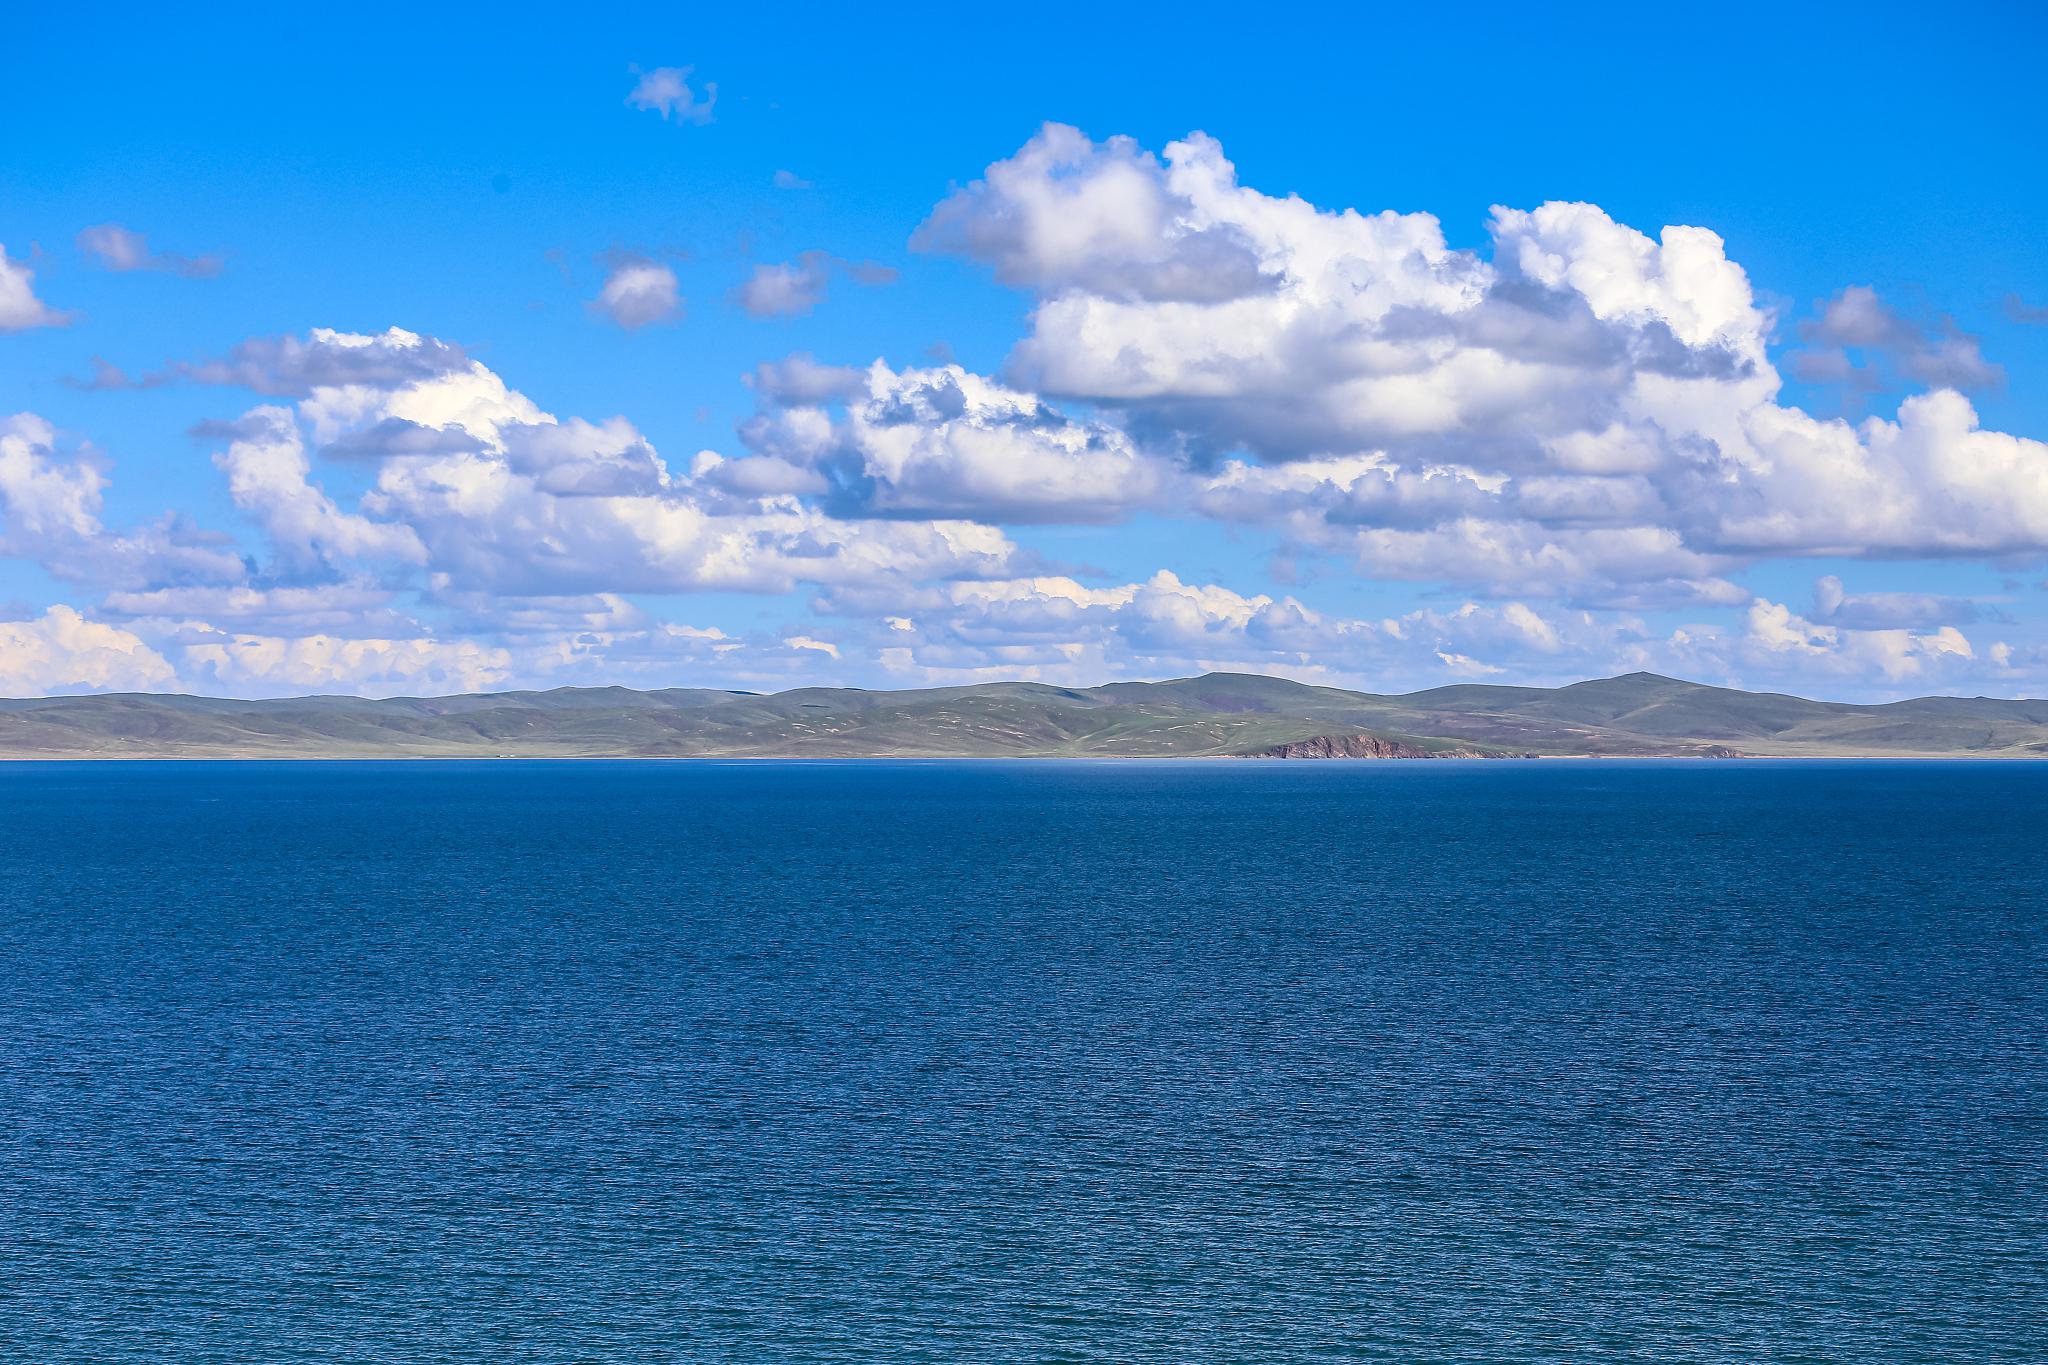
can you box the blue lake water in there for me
[1,759,2043,1361]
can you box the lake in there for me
[2,760,2043,1361]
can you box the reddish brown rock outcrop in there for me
[1245,733,1481,759]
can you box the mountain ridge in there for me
[2,672,2046,759]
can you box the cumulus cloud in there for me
[746,353,866,404]
[843,363,1168,521]
[803,566,2013,698]
[0,414,103,547]
[0,245,69,331]
[98,581,410,636]
[1192,452,1742,605]
[913,124,1275,302]
[592,257,682,329]
[932,126,1766,467]
[209,407,427,577]
[163,329,1022,601]
[320,418,490,461]
[177,630,514,696]
[740,361,1172,523]
[0,329,1050,696]
[909,124,2048,604]
[0,590,853,699]
[1699,389,2048,557]
[816,570,1667,691]
[0,606,176,695]
[180,326,473,395]
[1744,597,1975,682]
[773,170,812,191]
[12,97,2048,704]
[66,575,826,699]
[733,252,897,319]
[626,66,716,124]
[75,224,222,278]
[1,413,247,590]
[498,417,668,496]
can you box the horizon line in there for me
[4,669,2044,711]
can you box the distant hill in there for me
[3,672,2047,759]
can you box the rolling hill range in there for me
[2,672,2047,759]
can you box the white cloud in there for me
[1746,598,1837,656]
[990,129,1760,464]
[912,123,2048,600]
[177,630,513,696]
[912,124,1273,302]
[835,362,1171,522]
[500,417,669,497]
[0,413,102,544]
[166,331,1026,599]
[366,350,544,441]
[0,606,177,694]
[0,245,69,331]
[806,567,2026,699]
[1435,653,1503,677]
[739,359,1173,523]
[1347,522,1742,607]
[592,258,682,329]
[1744,597,1977,682]
[99,581,409,636]
[182,326,471,395]
[626,66,715,124]
[141,611,848,700]
[1699,389,2048,557]
[1,413,247,590]
[210,407,427,575]
[0,586,871,699]
[1193,453,1743,604]
[363,439,1013,598]
[819,570,1651,691]
[75,582,816,698]
[8,174,2044,709]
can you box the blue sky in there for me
[3,2,2047,699]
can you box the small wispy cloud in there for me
[592,256,683,329]
[733,252,898,319]
[626,66,716,125]
[1794,285,2002,392]
[76,224,223,278]
[2006,293,2048,327]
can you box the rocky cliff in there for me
[1244,733,1487,759]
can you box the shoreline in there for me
[3,752,2046,764]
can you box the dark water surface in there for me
[1,760,2043,1361]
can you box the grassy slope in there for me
[2,672,2045,758]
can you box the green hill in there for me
[3,672,2046,759]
